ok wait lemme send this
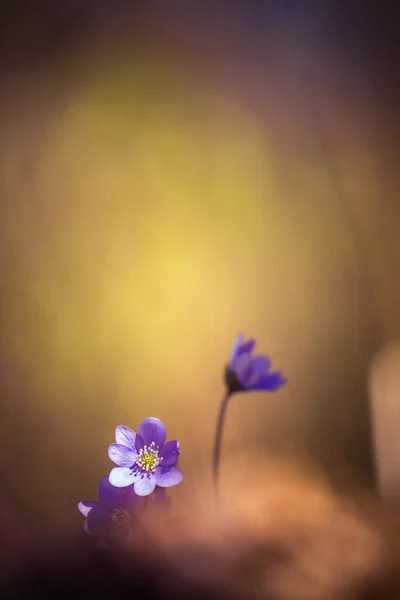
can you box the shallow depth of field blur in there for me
[0,2,399,537]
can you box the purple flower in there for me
[108,417,183,496]
[78,476,144,545]
[226,334,287,393]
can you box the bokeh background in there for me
[0,1,399,539]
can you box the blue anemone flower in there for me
[108,417,183,496]
[226,334,287,393]
[78,476,143,546]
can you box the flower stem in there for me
[212,391,232,497]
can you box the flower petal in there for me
[78,501,99,517]
[86,505,110,537]
[135,432,145,453]
[109,467,137,488]
[251,355,271,374]
[108,443,137,467]
[160,440,180,467]
[250,371,287,391]
[245,356,271,388]
[244,368,262,388]
[233,352,253,386]
[98,476,125,509]
[139,417,166,448]
[155,466,183,488]
[115,425,136,448]
[133,474,157,496]
[83,519,93,536]
[237,339,256,357]
[229,333,245,366]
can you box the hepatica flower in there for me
[226,334,287,393]
[78,476,144,546]
[212,334,287,494]
[108,417,183,496]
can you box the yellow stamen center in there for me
[135,441,162,473]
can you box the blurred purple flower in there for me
[108,417,183,496]
[212,334,287,493]
[78,476,144,546]
[226,334,287,393]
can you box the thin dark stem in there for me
[212,391,232,497]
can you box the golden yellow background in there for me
[0,7,398,535]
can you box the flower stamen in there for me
[111,508,131,529]
[135,441,162,474]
